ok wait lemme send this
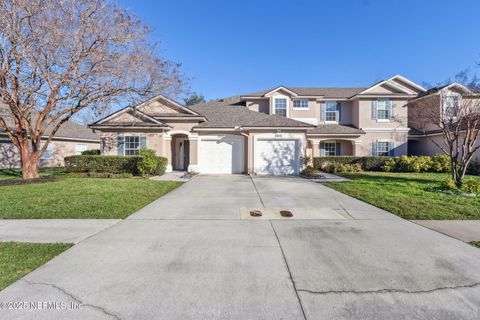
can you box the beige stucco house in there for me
[408,83,480,160]
[90,75,428,175]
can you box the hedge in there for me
[313,156,390,171]
[313,155,452,173]
[64,154,168,176]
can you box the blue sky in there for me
[122,0,480,100]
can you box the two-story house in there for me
[408,83,480,160]
[89,75,426,175]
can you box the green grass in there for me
[0,172,182,219]
[0,167,66,180]
[324,172,480,220]
[0,242,73,290]
[470,241,480,248]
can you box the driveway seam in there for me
[249,176,265,208]
[269,221,307,320]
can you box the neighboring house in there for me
[0,106,100,168]
[408,83,480,160]
[90,75,426,175]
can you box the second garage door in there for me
[254,139,300,175]
[198,135,244,174]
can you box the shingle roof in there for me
[0,103,99,141]
[307,124,365,135]
[188,97,314,128]
[243,87,367,98]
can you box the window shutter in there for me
[336,142,341,156]
[320,143,325,156]
[372,141,377,156]
[371,100,378,120]
[389,141,395,156]
[117,136,124,156]
[389,101,395,119]
[320,103,326,122]
[140,136,147,149]
[336,102,341,122]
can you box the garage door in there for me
[254,139,300,175]
[198,135,244,174]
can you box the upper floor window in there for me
[444,95,459,119]
[274,98,287,117]
[321,102,340,122]
[372,140,394,156]
[373,99,393,120]
[293,99,308,109]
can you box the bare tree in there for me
[419,88,480,187]
[0,0,184,179]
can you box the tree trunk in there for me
[18,140,40,180]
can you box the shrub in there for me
[467,159,480,176]
[81,149,101,155]
[430,154,451,173]
[382,158,397,172]
[461,179,480,195]
[396,156,432,173]
[65,155,141,174]
[324,162,362,173]
[137,149,167,176]
[439,179,457,191]
[313,156,390,172]
[301,166,318,177]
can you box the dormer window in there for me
[274,98,287,117]
[293,99,308,109]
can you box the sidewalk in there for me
[0,219,120,243]
[411,220,480,243]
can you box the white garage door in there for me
[255,139,300,175]
[199,135,244,174]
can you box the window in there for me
[444,95,459,119]
[321,142,338,156]
[124,136,140,156]
[374,141,393,156]
[40,143,54,160]
[293,99,308,109]
[274,98,287,117]
[376,99,392,120]
[325,102,339,122]
[75,144,87,155]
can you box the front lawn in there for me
[0,174,182,219]
[0,167,65,181]
[0,242,73,290]
[324,172,480,220]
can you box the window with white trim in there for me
[40,143,54,160]
[325,102,339,122]
[274,98,287,117]
[124,136,140,156]
[75,144,87,155]
[321,142,337,156]
[293,99,308,109]
[374,141,393,156]
[444,95,459,119]
[376,99,391,120]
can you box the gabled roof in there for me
[357,75,426,95]
[135,94,201,116]
[0,102,99,141]
[188,97,315,129]
[241,87,366,99]
[412,82,475,101]
[90,106,168,127]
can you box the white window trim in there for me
[320,141,339,156]
[40,142,55,160]
[292,99,309,110]
[376,98,392,122]
[124,135,141,156]
[375,139,393,157]
[272,95,289,117]
[324,101,339,124]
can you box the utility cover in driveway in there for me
[240,208,346,220]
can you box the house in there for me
[408,83,480,160]
[0,106,100,168]
[90,75,426,175]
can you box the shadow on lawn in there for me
[340,172,442,185]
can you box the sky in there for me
[121,0,480,100]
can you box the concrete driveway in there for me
[1,175,480,319]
